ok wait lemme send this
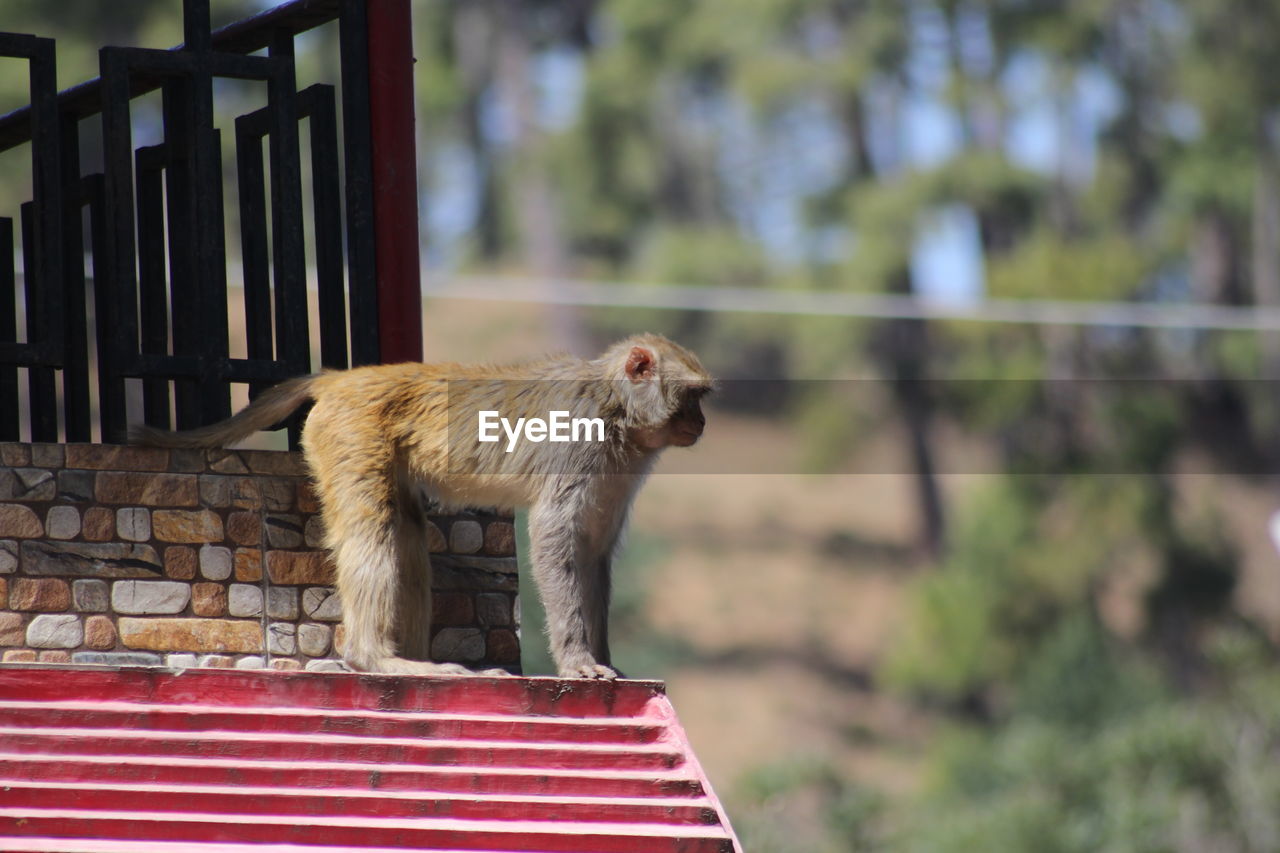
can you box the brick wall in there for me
[0,443,520,672]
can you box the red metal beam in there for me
[0,666,744,851]
[366,0,423,364]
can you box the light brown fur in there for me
[133,334,712,678]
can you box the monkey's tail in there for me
[130,375,318,449]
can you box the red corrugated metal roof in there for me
[0,666,741,852]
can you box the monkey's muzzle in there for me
[671,425,703,446]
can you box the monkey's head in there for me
[606,334,714,451]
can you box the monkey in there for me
[132,333,712,679]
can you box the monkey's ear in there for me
[624,346,656,382]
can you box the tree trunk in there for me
[840,85,946,558]
[492,0,585,353]
[874,271,947,559]
[1192,211,1242,306]
[897,359,947,560]
[451,2,506,262]
[1251,133,1280,378]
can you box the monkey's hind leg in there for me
[395,519,433,662]
[332,508,469,677]
[395,502,512,678]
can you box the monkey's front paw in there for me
[568,664,622,680]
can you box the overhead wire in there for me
[424,276,1280,333]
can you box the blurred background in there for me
[6,0,1280,849]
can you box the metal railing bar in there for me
[0,0,343,152]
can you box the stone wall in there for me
[0,443,520,672]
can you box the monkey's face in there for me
[619,338,713,450]
[632,386,708,449]
[666,389,708,447]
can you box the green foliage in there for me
[411,3,467,120]
[843,175,935,285]
[927,153,1045,227]
[985,228,1150,302]
[794,378,882,472]
[530,0,1280,847]
[554,65,659,263]
[734,757,887,853]
[937,331,1048,420]
[1011,613,1164,728]
[1165,141,1256,219]
[1209,332,1263,378]
[872,462,1259,850]
[882,479,1130,703]
[633,225,772,286]
[1100,382,1183,473]
[901,664,1280,852]
[881,552,1007,700]
[881,466,1241,706]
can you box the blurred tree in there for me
[8,1,1280,847]
[521,2,1280,846]
[413,0,594,349]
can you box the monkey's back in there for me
[299,358,604,513]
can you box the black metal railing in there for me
[0,0,390,445]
